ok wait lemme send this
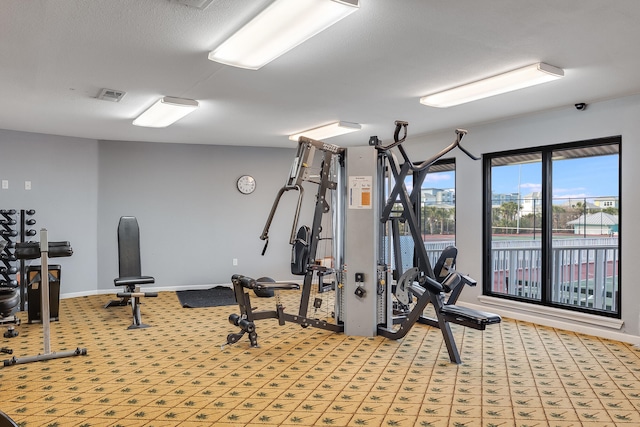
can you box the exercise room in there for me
[1,1,639,426]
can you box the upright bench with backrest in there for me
[105,216,157,329]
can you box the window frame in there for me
[482,136,622,318]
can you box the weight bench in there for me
[227,274,300,347]
[105,216,157,329]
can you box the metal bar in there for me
[569,249,575,304]
[299,150,336,318]
[4,348,87,367]
[40,229,50,355]
[19,210,26,311]
[594,249,603,309]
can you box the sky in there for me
[491,154,619,200]
[415,154,619,201]
[423,170,455,190]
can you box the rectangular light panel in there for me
[420,62,564,108]
[289,121,361,141]
[209,0,359,70]
[133,96,199,128]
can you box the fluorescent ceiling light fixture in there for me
[289,121,361,141]
[133,96,199,128]
[420,62,564,108]
[208,0,359,70]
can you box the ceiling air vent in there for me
[97,88,126,102]
[170,0,214,10]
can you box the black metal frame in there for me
[228,124,501,363]
[482,136,622,318]
[374,124,499,363]
[228,137,347,347]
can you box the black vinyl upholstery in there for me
[107,216,156,329]
[114,216,154,288]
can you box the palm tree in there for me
[500,201,520,223]
[435,207,449,234]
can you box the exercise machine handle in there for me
[374,120,408,151]
[456,136,481,161]
[260,135,344,256]
[259,185,305,255]
[375,122,479,168]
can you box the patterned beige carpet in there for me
[1,289,640,426]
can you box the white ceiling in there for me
[1,0,639,148]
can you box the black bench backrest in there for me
[118,216,143,278]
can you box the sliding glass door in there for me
[484,137,620,317]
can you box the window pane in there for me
[387,161,456,275]
[421,168,455,240]
[551,146,619,313]
[490,153,542,301]
[421,164,455,269]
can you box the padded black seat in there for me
[433,245,457,281]
[255,281,300,291]
[236,275,300,291]
[106,216,157,329]
[441,304,502,330]
[252,277,300,298]
[114,276,155,288]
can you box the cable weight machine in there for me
[228,122,500,363]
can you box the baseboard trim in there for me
[465,296,637,345]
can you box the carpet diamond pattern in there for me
[1,290,639,426]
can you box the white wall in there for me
[0,130,98,296]
[405,94,640,343]
[1,132,308,298]
[96,140,307,292]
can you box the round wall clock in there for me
[236,175,256,194]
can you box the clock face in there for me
[237,175,256,194]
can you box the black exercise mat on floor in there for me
[176,286,236,308]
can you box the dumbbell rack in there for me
[1,209,20,340]
[0,209,37,312]
[1,210,18,289]
[19,210,37,311]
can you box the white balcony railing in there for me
[389,236,619,313]
[490,239,619,312]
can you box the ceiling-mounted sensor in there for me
[97,88,126,102]
[170,0,214,9]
